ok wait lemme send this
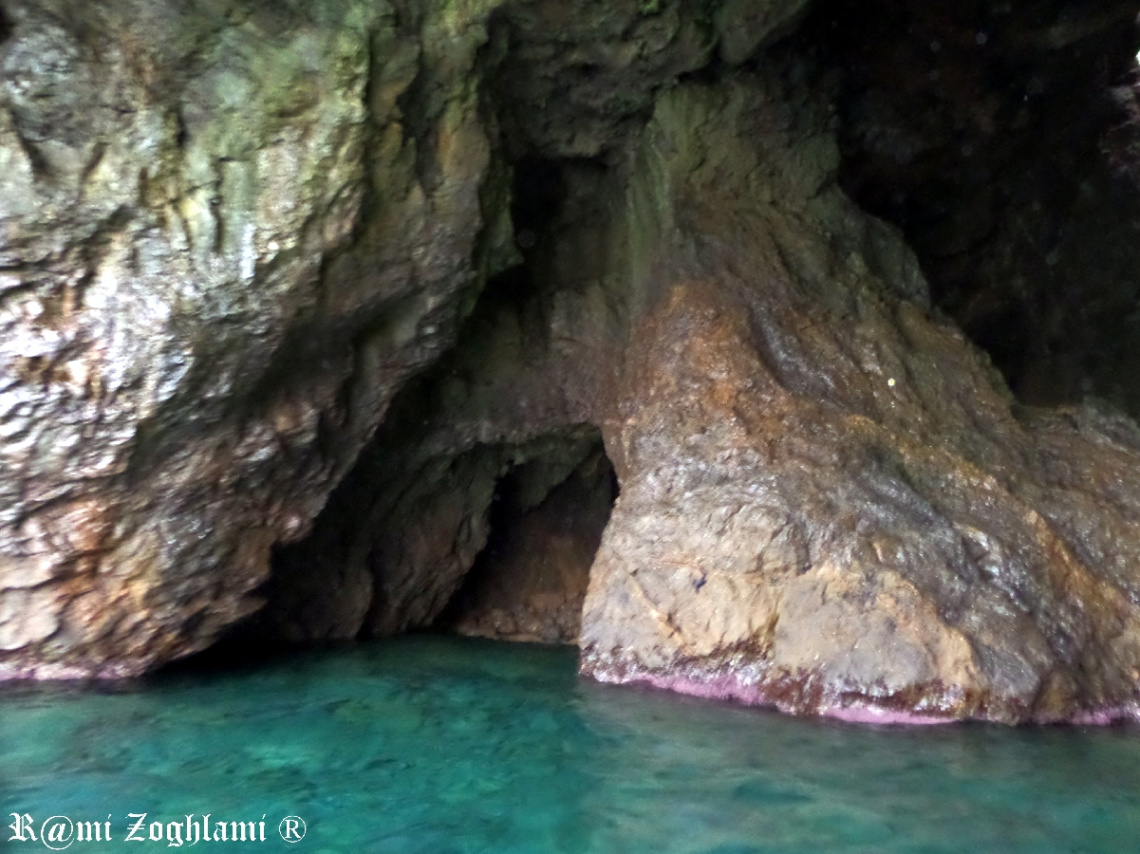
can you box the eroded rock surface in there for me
[3,0,1140,727]
[579,76,1140,724]
[237,154,630,648]
[262,61,1140,723]
[488,0,715,159]
[442,447,615,644]
[0,0,506,676]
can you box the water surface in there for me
[3,635,1138,853]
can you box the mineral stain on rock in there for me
[3,0,1140,725]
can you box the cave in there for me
[210,146,624,656]
[799,0,1140,414]
[10,0,1140,849]
[4,0,1140,728]
[436,442,618,645]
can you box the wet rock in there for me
[488,0,715,159]
[248,42,1140,723]
[4,0,1140,730]
[0,0,506,676]
[239,153,628,648]
[0,0,727,676]
[579,74,1140,724]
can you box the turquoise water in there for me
[2,636,1139,854]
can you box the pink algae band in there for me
[1062,705,1140,726]
[588,663,1140,726]
[635,671,954,725]
[821,703,954,726]
[588,666,956,725]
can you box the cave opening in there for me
[181,142,621,669]
[434,440,617,646]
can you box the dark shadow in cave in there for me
[434,442,618,646]
[794,0,1140,414]
[512,157,567,242]
[170,146,620,671]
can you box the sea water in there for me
[2,635,1138,853]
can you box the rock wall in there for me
[804,0,1140,413]
[0,0,509,676]
[238,157,626,648]
[578,75,1140,724]
[438,445,615,644]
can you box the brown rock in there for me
[5,0,1140,731]
[251,56,1140,723]
[265,65,1140,724]
[243,155,627,649]
[442,447,616,644]
[579,75,1140,724]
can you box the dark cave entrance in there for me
[189,147,621,665]
[178,434,618,670]
[434,441,617,646]
[422,153,620,647]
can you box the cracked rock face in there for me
[260,62,1140,723]
[0,0,504,676]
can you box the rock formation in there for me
[809,0,1140,413]
[0,0,510,676]
[441,446,615,644]
[4,0,1140,724]
[579,77,1140,725]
